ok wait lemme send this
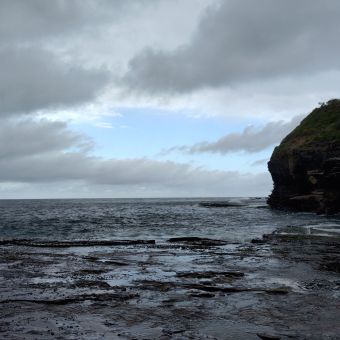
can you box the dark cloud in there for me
[0,47,109,116]
[122,0,340,93]
[0,119,90,159]
[0,0,165,117]
[0,0,153,43]
[0,0,93,42]
[167,115,303,155]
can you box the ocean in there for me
[1,197,339,242]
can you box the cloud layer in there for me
[123,0,340,93]
[0,0,153,42]
[0,119,86,159]
[0,47,110,116]
[166,115,303,155]
[0,119,271,197]
[1,1,338,198]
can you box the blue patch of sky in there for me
[73,107,273,173]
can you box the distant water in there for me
[0,197,339,242]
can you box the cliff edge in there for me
[268,99,340,214]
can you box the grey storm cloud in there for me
[122,0,340,93]
[0,0,158,116]
[0,0,98,42]
[0,119,89,159]
[167,115,304,155]
[0,0,153,43]
[0,47,110,116]
[0,153,271,196]
[0,119,271,196]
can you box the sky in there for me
[1,0,340,198]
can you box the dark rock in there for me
[257,333,281,340]
[182,284,289,295]
[189,292,215,298]
[268,99,340,214]
[0,292,138,305]
[199,201,244,208]
[0,239,156,247]
[77,268,108,275]
[167,237,227,246]
[177,271,244,279]
[251,238,266,244]
[136,280,175,292]
[320,261,340,273]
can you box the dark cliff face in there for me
[268,99,340,214]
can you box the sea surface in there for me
[1,197,340,338]
[1,197,340,241]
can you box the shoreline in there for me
[1,229,340,339]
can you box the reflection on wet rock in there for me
[1,198,340,338]
[1,230,340,339]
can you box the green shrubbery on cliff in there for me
[280,99,340,149]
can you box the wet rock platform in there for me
[1,232,340,339]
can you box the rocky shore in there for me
[268,99,340,214]
[1,229,340,339]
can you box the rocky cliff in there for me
[268,99,340,214]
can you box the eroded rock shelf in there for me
[1,231,340,339]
